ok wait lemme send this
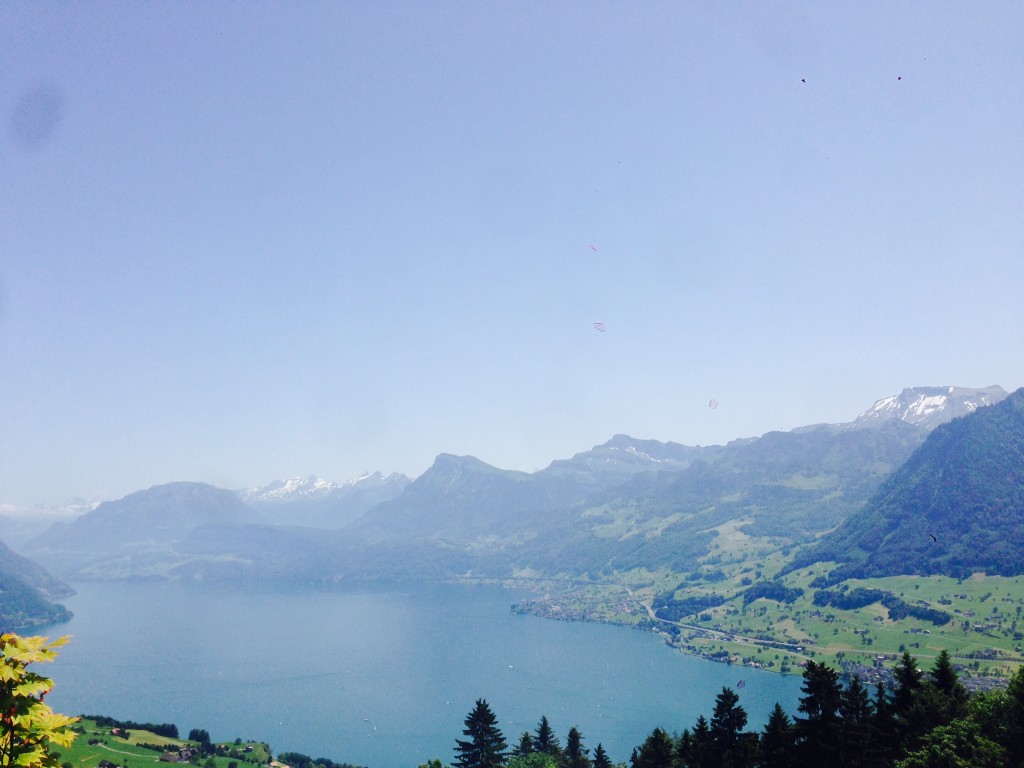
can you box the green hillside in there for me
[789,388,1024,582]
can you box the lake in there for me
[44,581,802,768]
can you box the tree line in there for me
[448,650,1024,768]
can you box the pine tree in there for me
[866,682,897,768]
[454,699,507,768]
[514,733,534,758]
[687,715,713,768]
[759,703,794,768]
[630,728,673,768]
[534,716,561,759]
[926,649,968,720]
[794,661,842,768]
[675,729,693,768]
[710,687,751,767]
[892,651,933,752]
[837,676,871,768]
[711,687,748,750]
[1004,665,1024,767]
[892,650,923,716]
[929,650,957,696]
[564,727,590,768]
[591,744,611,768]
[679,716,716,768]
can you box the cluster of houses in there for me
[90,726,287,768]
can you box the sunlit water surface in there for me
[45,581,802,768]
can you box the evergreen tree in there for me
[759,703,794,768]
[837,676,872,768]
[534,717,562,759]
[514,733,534,758]
[892,651,939,752]
[563,727,590,768]
[928,650,958,697]
[1003,665,1024,768]
[892,651,923,716]
[794,660,842,768]
[591,744,611,768]
[867,682,898,768]
[680,715,713,768]
[926,649,968,720]
[675,729,692,768]
[630,727,674,768]
[454,699,507,768]
[709,687,753,767]
[711,687,748,752]
[895,651,969,756]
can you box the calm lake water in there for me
[44,581,802,768]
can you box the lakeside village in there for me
[511,587,1015,693]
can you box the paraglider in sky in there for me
[588,243,597,251]
[736,680,746,688]
[709,399,718,409]
[593,322,606,332]
[928,532,937,542]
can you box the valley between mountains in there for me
[3,385,1022,685]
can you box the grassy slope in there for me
[515,519,1024,681]
[58,720,271,768]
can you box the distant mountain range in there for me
[5,384,1018,627]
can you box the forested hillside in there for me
[0,539,73,630]
[789,388,1024,582]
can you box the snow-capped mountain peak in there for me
[238,475,340,504]
[855,385,1008,430]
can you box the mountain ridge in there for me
[19,384,1014,588]
[789,387,1024,581]
[0,539,74,630]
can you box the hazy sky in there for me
[2,3,1022,507]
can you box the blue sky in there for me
[2,3,1022,506]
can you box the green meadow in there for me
[58,719,272,768]
[521,518,1024,681]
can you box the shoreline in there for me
[508,583,1015,693]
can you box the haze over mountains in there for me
[238,471,410,528]
[2,384,1018,629]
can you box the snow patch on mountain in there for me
[855,385,1008,431]
[238,471,403,505]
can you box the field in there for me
[57,719,272,768]
[513,518,1024,685]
